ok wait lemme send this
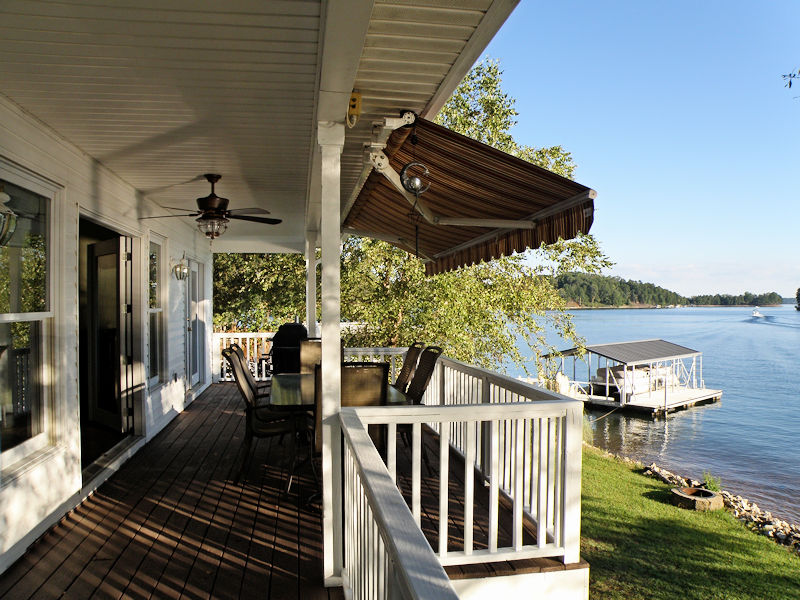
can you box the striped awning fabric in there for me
[343,118,596,275]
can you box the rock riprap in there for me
[642,461,800,555]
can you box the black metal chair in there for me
[405,346,442,405]
[392,341,425,392]
[400,346,442,473]
[229,342,270,395]
[223,347,303,486]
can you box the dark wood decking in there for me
[0,384,339,600]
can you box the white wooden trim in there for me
[318,120,345,585]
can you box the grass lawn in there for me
[581,445,800,599]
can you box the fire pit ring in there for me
[670,487,723,511]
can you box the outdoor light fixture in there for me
[196,215,228,239]
[173,252,190,281]
[0,184,17,247]
[400,161,430,197]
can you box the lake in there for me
[506,304,800,523]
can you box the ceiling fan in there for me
[141,174,281,239]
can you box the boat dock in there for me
[552,339,723,416]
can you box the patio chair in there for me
[313,362,389,454]
[229,342,270,394]
[401,345,442,473]
[222,348,304,486]
[392,341,425,393]
[300,339,322,374]
[405,346,442,406]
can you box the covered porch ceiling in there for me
[0,0,594,268]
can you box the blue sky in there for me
[484,1,800,296]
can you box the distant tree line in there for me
[555,273,782,307]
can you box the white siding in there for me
[0,94,214,567]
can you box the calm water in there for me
[508,305,800,523]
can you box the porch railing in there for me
[341,407,459,599]
[211,335,406,383]
[339,350,583,597]
[212,332,274,382]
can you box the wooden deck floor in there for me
[0,384,340,600]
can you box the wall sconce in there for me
[173,252,190,281]
[0,184,17,247]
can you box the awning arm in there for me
[343,227,435,261]
[341,112,417,225]
[431,189,596,260]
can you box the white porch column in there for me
[305,229,318,337]
[318,121,345,585]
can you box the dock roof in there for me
[561,339,700,366]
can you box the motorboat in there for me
[752,307,764,318]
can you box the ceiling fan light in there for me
[197,216,228,239]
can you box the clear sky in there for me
[483,1,800,297]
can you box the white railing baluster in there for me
[513,415,524,551]
[537,417,547,548]
[489,419,499,553]
[412,422,421,527]
[554,416,563,546]
[438,425,450,559]
[464,420,475,556]
[387,422,397,484]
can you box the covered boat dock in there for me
[554,339,723,415]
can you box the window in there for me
[147,239,164,386]
[0,170,52,465]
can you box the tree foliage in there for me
[213,252,308,331]
[435,58,576,178]
[555,273,783,307]
[341,234,609,373]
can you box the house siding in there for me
[0,95,214,570]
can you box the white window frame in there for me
[0,158,59,474]
[147,234,166,388]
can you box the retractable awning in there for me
[343,118,596,275]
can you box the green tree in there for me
[340,234,609,373]
[213,252,308,331]
[435,58,576,178]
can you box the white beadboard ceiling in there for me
[0,0,517,252]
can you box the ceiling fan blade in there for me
[160,206,201,213]
[138,214,198,220]
[226,207,271,216]
[229,214,282,225]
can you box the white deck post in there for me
[305,229,318,338]
[319,121,345,585]
[562,405,583,563]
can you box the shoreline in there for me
[589,444,800,556]
[566,304,786,310]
